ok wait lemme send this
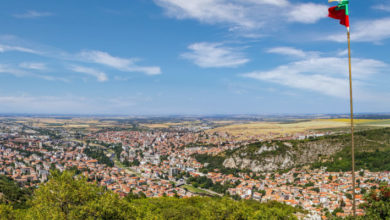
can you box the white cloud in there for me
[245,70,348,97]
[34,75,69,82]
[154,0,328,33]
[13,10,53,19]
[155,0,258,29]
[241,0,289,7]
[287,3,328,24]
[267,47,307,58]
[0,44,40,54]
[242,48,387,98]
[372,3,390,12]
[70,65,108,82]
[0,64,27,77]
[79,50,162,75]
[181,42,249,68]
[19,62,47,71]
[0,63,67,82]
[327,18,390,43]
[337,49,349,57]
[0,36,162,82]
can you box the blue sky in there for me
[0,0,390,115]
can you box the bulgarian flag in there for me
[328,0,349,28]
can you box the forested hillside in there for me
[200,128,390,173]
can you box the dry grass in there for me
[327,119,379,123]
[209,120,344,134]
[14,118,119,130]
[212,120,236,124]
[140,123,171,128]
[328,119,390,127]
[206,119,390,140]
[140,121,202,129]
[8,117,390,139]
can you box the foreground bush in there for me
[0,171,302,220]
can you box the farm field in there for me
[206,119,390,140]
[4,117,390,142]
[140,121,203,129]
[140,123,183,129]
[13,118,127,128]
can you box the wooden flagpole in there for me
[328,0,355,216]
[347,26,356,217]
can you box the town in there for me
[0,118,388,219]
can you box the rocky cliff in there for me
[223,139,344,172]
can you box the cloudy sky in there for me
[0,0,390,115]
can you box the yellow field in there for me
[211,120,235,124]
[140,123,171,128]
[208,120,346,136]
[325,119,390,127]
[207,119,390,140]
[6,117,390,139]
[140,121,202,129]
[327,119,380,123]
[13,117,129,131]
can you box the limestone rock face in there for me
[223,140,343,172]
[255,145,277,154]
[223,153,294,172]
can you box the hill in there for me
[202,128,390,173]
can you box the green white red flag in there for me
[328,0,349,28]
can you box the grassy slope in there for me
[198,128,390,173]
[312,128,390,171]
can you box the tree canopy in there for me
[0,171,303,220]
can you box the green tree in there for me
[0,204,16,220]
[345,193,352,200]
[362,185,390,219]
[74,192,136,220]
[0,175,32,209]
[0,170,306,220]
[23,170,136,220]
